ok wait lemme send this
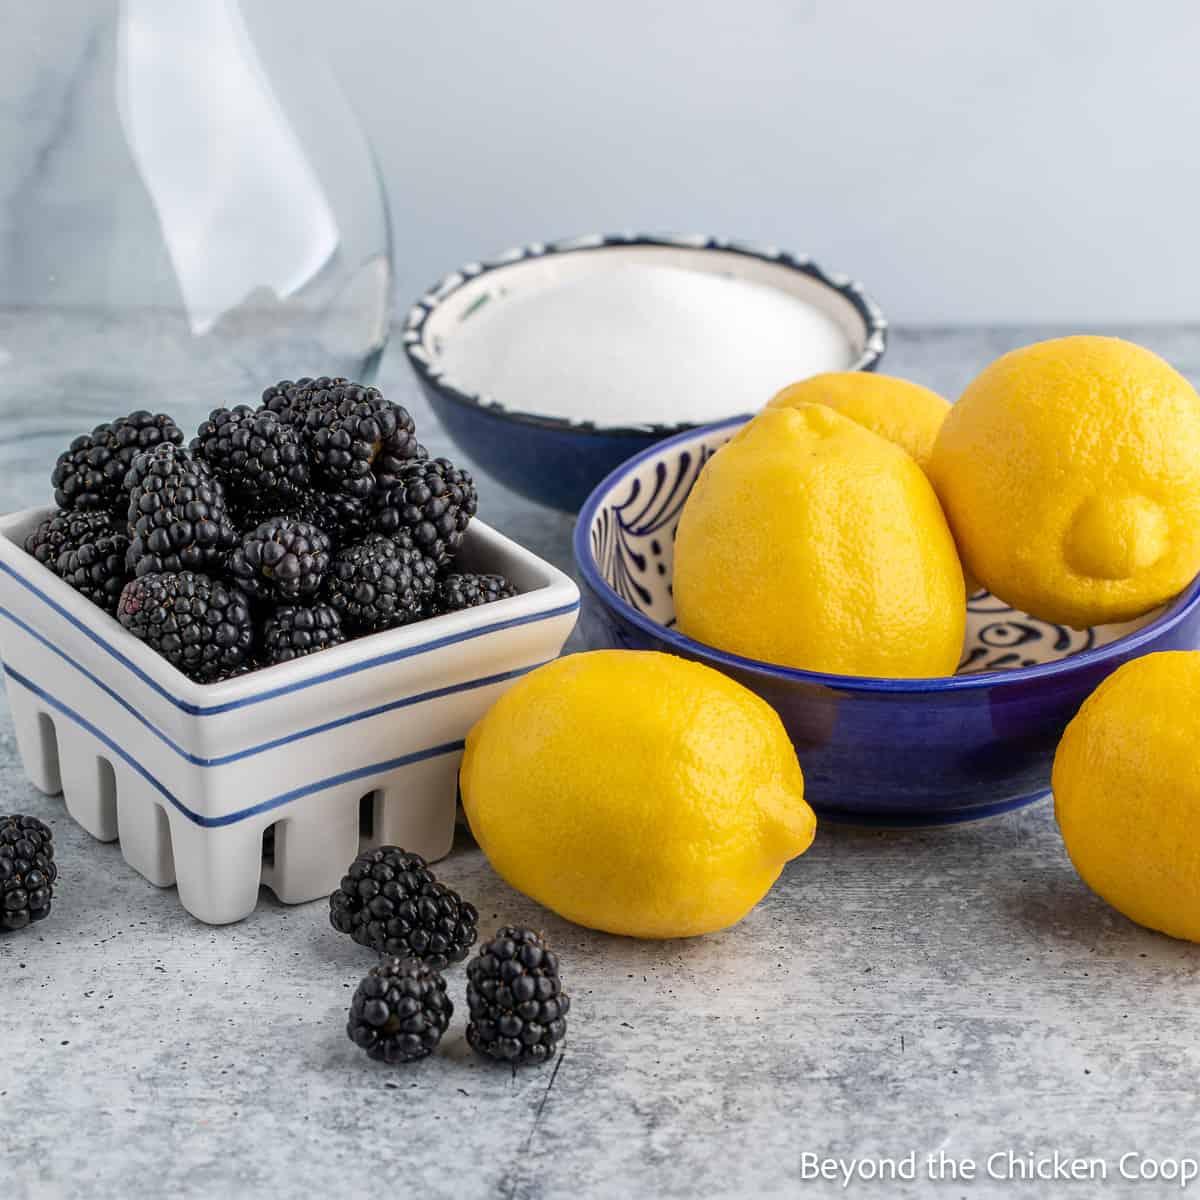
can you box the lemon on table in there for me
[767,371,950,468]
[673,404,965,678]
[1053,652,1200,941]
[460,650,815,939]
[929,336,1200,629]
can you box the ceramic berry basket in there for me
[0,507,579,924]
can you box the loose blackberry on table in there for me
[433,572,517,615]
[0,814,57,933]
[118,571,254,682]
[229,518,332,603]
[465,927,570,1066]
[192,405,310,508]
[323,533,437,631]
[261,603,345,664]
[124,444,239,577]
[371,457,478,568]
[51,410,182,516]
[347,957,453,1064]
[329,846,479,968]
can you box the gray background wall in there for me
[282,0,1200,324]
[7,0,1200,325]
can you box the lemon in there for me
[929,336,1200,629]
[1053,652,1200,941]
[460,650,815,939]
[673,404,965,677]
[768,371,950,468]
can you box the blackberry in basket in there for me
[118,571,254,682]
[300,382,422,500]
[192,405,310,507]
[51,411,182,516]
[259,376,348,427]
[229,518,332,603]
[323,534,437,632]
[432,572,517,615]
[124,444,239,577]
[25,509,131,614]
[260,603,345,665]
[371,457,478,569]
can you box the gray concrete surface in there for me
[4,328,1200,1199]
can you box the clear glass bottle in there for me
[0,0,392,504]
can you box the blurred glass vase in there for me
[0,0,392,455]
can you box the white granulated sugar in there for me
[439,263,855,426]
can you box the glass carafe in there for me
[0,0,393,508]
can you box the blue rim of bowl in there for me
[573,415,1200,694]
[401,232,889,439]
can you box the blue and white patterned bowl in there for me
[574,418,1200,825]
[403,233,887,512]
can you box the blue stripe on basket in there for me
[0,559,578,716]
[3,664,466,829]
[0,602,543,765]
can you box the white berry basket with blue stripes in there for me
[0,507,579,924]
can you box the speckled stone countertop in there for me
[4,327,1200,1200]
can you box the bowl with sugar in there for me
[402,233,887,512]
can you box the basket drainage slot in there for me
[359,790,379,840]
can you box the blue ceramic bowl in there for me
[402,233,887,512]
[574,417,1200,826]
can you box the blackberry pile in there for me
[28,378,518,682]
[335,854,572,1070]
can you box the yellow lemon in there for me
[460,650,815,939]
[929,336,1200,629]
[1053,652,1200,941]
[673,404,965,677]
[768,371,950,468]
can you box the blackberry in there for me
[229,518,332,603]
[234,490,365,549]
[0,815,57,932]
[371,457,478,568]
[324,534,437,632]
[300,382,422,500]
[51,411,183,516]
[347,957,453,1064]
[56,525,133,617]
[117,571,254,681]
[308,490,371,545]
[25,509,130,609]
[192,406,310,506]
[261,604,345,665]
[260,375,348,427]
[466,927,569,1067]
[433,572,517,615]
[329,846,478,968]
[124,444,239,576]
